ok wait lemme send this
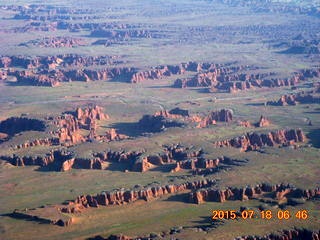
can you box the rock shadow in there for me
[164,192,190,203]
[109,118,184,138]
[189,216,224,230]
[307,129,320,148]
[108,122,146,138]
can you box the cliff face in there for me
[213,129,306,152]
[189,183,320,204]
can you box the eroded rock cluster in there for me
[21,36,87,48]
[236,228,320,240]
[60,178,216,213]
[267,92,320,106]
[197,109,233,128]
[189,183,320,204]
[174,67,320,93]
[213,129,305,152]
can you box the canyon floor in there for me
[0,1,319,240]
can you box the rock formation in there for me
[154,107,189,119]
[256,115,271,127]
[189,183,320,204]
[89,228,320,240]
[197,109,233,128]
[13,138,59,149]
[21,37,87,48]
[74,105,109,129]
[237,120,252,128]
[1,149,71,168]
[174,67,320,94]
[267,92,320,106]
[53,114,85,145]
[236,229,320,240]
[172,157,222,172]
[163,144,203,161]
[60,178,216,214]
[213,129,306,152]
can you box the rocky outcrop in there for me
[90,29,156,39]
[237,116,271,129]
[154,107,189,119]
[174,67,320,93]
[236,229,320,240]
[2,149,142,171]
[189,183,320,204]
[1,149,72,168]
[11,67,137,86]
[1,54,119,69]
[163,144,203,161]
[213,129,306,152]
[94,149,145,171]
[0,117,46,136]
[1,54,134,86]
[89,228,320,240]
[1,153,55,167]
[131,62,229,83]
[99,128,128,142]
[256,115,271,127]
[73,105,109,129]
[13,138,59,149]
[60,178,216,214]
[52,114,85,145]
[238,120,252,128]
[50,106,126,145]
[172,157,222,172]
[197,109,233,128]
[6,55,319,89]
[21,37,87,48]
[131,157,154,172]
[267,92,320,106]
[131,65,183,83]
[1,149,107,171]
